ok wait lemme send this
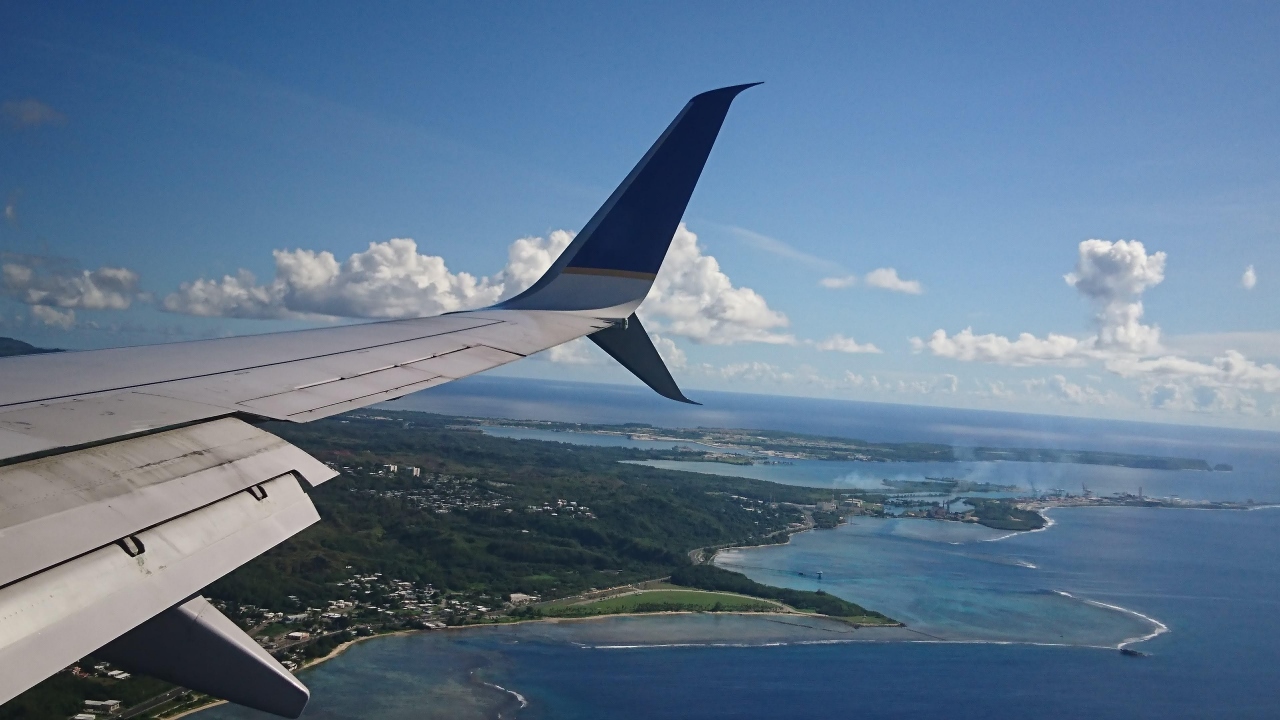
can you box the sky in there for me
[2,2,1279,429]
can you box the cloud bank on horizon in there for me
[3,227,1277,424]
[913,239,1280,415]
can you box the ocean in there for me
[197,377,1280,719]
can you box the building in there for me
[83,699,122,713]
[286,631,311,641]
[508,592,539,605]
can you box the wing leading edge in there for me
[0,84,757,715]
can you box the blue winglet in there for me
[499,83,759,310]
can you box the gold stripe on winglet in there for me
[561,267,658,280]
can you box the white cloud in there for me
[650,334,687,369]
[2,257,142,312]
[819,275,857,289]
[165,225,789,349]
[544,337,601,365]
[915,239,1280,416]
[911,328,1087,366]
[1106,350,1280,393]
[863,267,923,295]
[915,239,1165,365]
[812,334,882,354]
[1164,331,1280,361]
[29,305,75,329]
[497,230,576,297]
[4,191,18,227]
[1025,375,1114,406]
[640,224,793,345]
[715,361,795,383]
[1063,239,1164,354]
[822,269,923,294]
[163,233,574,320]
[2,99,66,129]
[1242,265,1257,290]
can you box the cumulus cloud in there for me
[843,371,959,395]
[1106,350,1280,393]
[163,233,574,320]
[2,256,142,314]
[811,334,882,354]
[912,328,1087,366]
[863,267,923,294]
[165,224,789,348]
[915,239,1164,366]
[822,268,923,294]
[30,305,75,329]
[819,275,857,289]
[640,224,793,345]
[1064,239,1165,354]
[1025,375,1114,405]
[914,239,1280,415]
[2,99,66,129]
[544,338,601,365]
[650,334,687,369]
[1242,265,1257,290]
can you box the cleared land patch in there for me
[544,589,779,617]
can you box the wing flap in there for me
[0,472,319,709]
[0,418,335,590]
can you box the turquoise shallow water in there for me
[198,506,1280,719]
[716,513,1159,646]
[204,379,1277,718]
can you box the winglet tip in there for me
[692,83,763,104]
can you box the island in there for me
[2,411,897,719]
[477,419,1218,471]
[1,409,1250,719]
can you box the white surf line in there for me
[1053,590,1169,648]
[588,637,1122,651]
[475,677,529,709]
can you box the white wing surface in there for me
[0,84,757,716]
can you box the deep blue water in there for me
[199,508,1280,719]
[200,378,1280,718]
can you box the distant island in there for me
[0,336,61,357]
[480,419,1220,472]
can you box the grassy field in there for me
[544,589,779,617]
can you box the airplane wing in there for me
[0,84,758,716]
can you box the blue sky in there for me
[3,2,1279,428]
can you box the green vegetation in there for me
[882,477,1019,494]
[965,447,1210,471]
[541,589,777,617]
[963,498,1047,531]
[669,565,896,624]
[487,419,1214,471]
[207,411,863,611]
[0,669,172,720]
